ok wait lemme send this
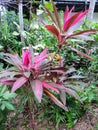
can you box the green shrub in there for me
[0,85,16,129]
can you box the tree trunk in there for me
[87,0,96,21]
[18,0,24,43]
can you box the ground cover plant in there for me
[0,0,98,129]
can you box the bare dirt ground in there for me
[7,104,98,130]
[36,104,98,130]
[70,104,98,130]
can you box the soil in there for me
[35,104,98,130]
[7,103,98,130]
[70,104,98,130]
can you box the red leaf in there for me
[64,10,88,32]
[40,48,48,57]
[52,0,62,31]
[22,49,30,67]
[64,6,74,26]
[34,54,50,69]
[44,89,68,111]
[42,81,59,93]
[64,88,81,102]
[45,25,59,38]
[29,45,34,65]
[70,47,93,60]
[11,77,27,92]
[60,90,66,105]
[68,29,96,38]
[0,78,15,86]
[45,7,57,25]
[50,69,64,74]
[4,53,22,69]
[30,80,43,103]
[48,82,66,90]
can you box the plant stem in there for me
[27,92,35,129]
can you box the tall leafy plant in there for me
[0,46,85,128]
[44,0,96,59]
[0,47,82,111]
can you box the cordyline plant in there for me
[44,0,96,60]
[0,1,96,129]
[0,46,83,112]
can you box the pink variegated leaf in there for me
[39,48,48,57]
[60,90,66,105]
[77,45,90,54]
[22,49,30,67]
[45,7,57,25]
[0,82,3,86]
[0,71,17,78]
[11,77,27,92]
[70,47,93,60]
[39,59,52,68]
[0,56,15,66]
[68,75,85,79]
[35,54,50,65]
[50,69,65,74]
[72,34,94,41]
[45,25,59,38]
[6,53,22,69]
[64,12,82,32]
[29,45,34,65]
[64,6,69,24]
[48,82,66,90]
[34,51,50,69]
[64,88,81,102]
[44,89,68,111]
[59,58,64,67]
[42,81,59,93]
[64,6,74,26]
[65,85,84,93]
[64,10,88,32]
[64,67,76,75]
[50,67,66,74]
[30,80,43,103]
[69,10,88,29]
[52,0,62,31]
[67,20,84,34]
[69,29,96,38]
[36,61,51,70]
[0,78,15,86]
[1,54,22,69]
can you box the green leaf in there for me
[0,85,6,94]
[3,91,17,99]
[13,31,19,36]
[37,9,44,15]
[2,101,14,110]
[1,104,5,110]
[45,2,53,12]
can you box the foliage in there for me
[0,85,16,129]
[0,46,84,111]
[39,81,98,128]
[0,1,98,129]
[44,1,96,60]
[40,96,84,129]
[0,11,30,52]
[81,82,98,104]
[0,20,23,52]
